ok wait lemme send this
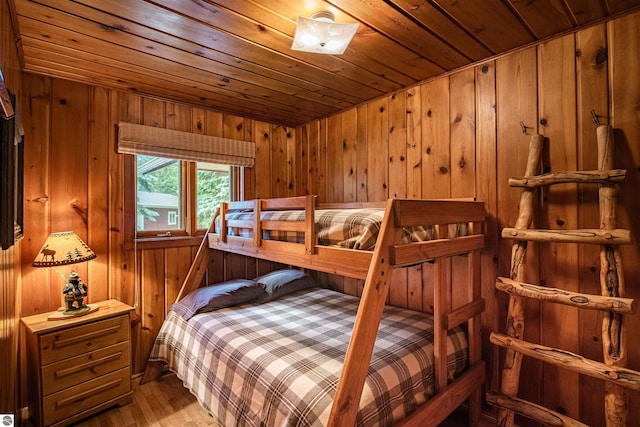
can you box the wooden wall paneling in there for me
[356,104,368,203]
[306,121,319,198]
[87,86,110,304]
[222,115,253,281]
[164,246,193,311]
[388,91,408,199]
[474,60,499,391]
[342,108,357,203]
[317,120,328,203]
[207,249,225,285]
[224,253,250,280]
[297,124,308,197]
[166,102,193,132]
[285,126,296,197]
[609,12,640,424]
[495,47,542,421]
[449,68,476,199]
[388,91,409,308]
[49,79,90,310]
[141,97,166,128]
[406,86,422,199]
[109,91,141,375]
[537,33,580,419]
[253,120,272,199]
[271,125,288,198]
[109,91,141,306]
[366,97,389,202]
[420,76,451,199]
[420,77,450,311]
[21,74,52,315]
[326,114,343,203]
[449,68,476,311]
[140,248,165,373]
[405,86,424,312]
[325,114,344,291]
[342,108,362,295]
[575,22,610,425]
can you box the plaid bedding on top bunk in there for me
[149,287,469,427]
[219,208,464,250]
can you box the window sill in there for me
[124,234,205,251]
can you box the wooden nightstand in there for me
[21,299,134,427]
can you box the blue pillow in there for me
[254,269,315,302]
[170,279,265,320]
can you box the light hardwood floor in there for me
[68,373,489,427]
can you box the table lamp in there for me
[32,231,97,319]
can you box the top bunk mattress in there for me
[149,287,469,426]
[217,208,467,251]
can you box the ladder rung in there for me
[502,228,631,245]
[490,332,640,392]
[496,277,636,314]
[509,169,626,187]
[487,391,588,427]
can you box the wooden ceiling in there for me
[9,0,640,127]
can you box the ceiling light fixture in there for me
[291,11,359,55]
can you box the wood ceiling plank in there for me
[218,0,446,83]
[146,0,400,95]
[21,46,312,126]
[606,0,640,14]
[327,0,472,69]
[387,0,494,59]
[210,0,417,87]
[16,21,330,121]
[564,0,608,25]
[506,0,576,38]
[14,16,345,120]
[433,0,535,53]
[19,0,365,108]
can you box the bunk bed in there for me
[143,195,486,427]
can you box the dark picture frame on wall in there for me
[0,68,22,250]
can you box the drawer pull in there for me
[53,325,121,348]
[55,378,122,408]
[54,352,123,378]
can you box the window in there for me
[135,155,232,236]
[167,211,177,225]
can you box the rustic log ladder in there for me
[487,126,639,427]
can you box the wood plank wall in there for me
[11,8,640,427]
[1,0,23,417]
[295,12,640,427]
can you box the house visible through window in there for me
[136,155,231,235]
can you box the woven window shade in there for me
[117,122,255,167]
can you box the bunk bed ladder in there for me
[488,126,639,427]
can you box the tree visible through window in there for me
[136,155,231,234]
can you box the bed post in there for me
[328,198,403,427]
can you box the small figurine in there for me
[62,272,88,311]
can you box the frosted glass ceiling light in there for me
[291,11,359,55]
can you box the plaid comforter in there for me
[149,288,468,426]
[219,208,450,250]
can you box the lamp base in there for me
[48,303,99,320]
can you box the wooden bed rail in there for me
[328,198,486,426]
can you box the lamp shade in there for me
[32,231,96,267]
[291,12,359,55]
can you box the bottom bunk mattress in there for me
[148,287,469,427]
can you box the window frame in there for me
[126,156,237,242]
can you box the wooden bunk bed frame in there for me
[143,195,487,427]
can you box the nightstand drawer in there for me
[42,341,131,396]
[40,315,129,365]
[42,367,131,426]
